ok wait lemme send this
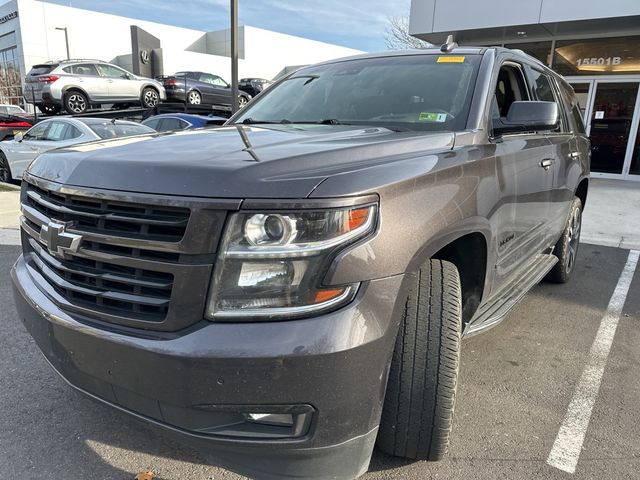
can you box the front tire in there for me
[547,197,582,283]
[141,87,160,108]
[377,259,462,461]
[0,151,12,183]
[64,91,88,114]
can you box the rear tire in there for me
[547,197,582,283]
[187,90,201,105]
[0,151,12,183]
[64,91,88,114]
[377,259,462,461]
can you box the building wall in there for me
[410,0,640,36]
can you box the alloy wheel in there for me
[144,89,159,107]
[566,206,581,273]
[67,94,86,113]
[238,96,248,108]
[188,91,201,105]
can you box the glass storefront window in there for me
[553,36,640,76]
[504,41,552,66]
[0,44,23,106]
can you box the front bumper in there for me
[12,254,406,480]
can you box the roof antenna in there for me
[440,35,458,53]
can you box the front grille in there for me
[25,183,189,242]
[20,175,236,331]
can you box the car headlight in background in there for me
[206,204,377,320]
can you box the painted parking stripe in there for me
[547,249,640,474]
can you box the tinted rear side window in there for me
[558,81,586,134]
[529,68,566,132]
[87,123,155,139]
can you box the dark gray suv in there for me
[12,45,589,480]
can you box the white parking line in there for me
[547,249,640,474]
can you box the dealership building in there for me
[410,0,640,180]
[0,0,362,110]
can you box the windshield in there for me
[233,54,481,131]
[87,122,155,139]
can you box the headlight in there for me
[206,204,377,320]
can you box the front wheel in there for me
[377,259,462,461]
[547,197,582,283]
[238,95,249,108]
[141,87,160,108]
[0,152,12,183]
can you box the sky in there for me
[43,0,413,52]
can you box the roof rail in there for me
[440,35,458,53]
[58,58,106,64]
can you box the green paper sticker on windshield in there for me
[419,112,448,123]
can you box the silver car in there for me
[24,60,166,115]
[0,117,155,182]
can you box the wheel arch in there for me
[404,219,492,329]
[575,177,588,208]
[61,85,90,100]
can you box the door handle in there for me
[540,158,554,170]
[568,152,580,159]
[106,79,114,83]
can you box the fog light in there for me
[246,413,295,427]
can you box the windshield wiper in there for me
[241,118,293,125]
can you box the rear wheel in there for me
[547,197,582,283]
[0,152,13,183]
[64,91,88,114]
[141,87,160,108]
[187,90,201,105]
[377,259,462,461]
[238,95,249,108]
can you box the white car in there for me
[0,104,28,115]
[0,117,155,182]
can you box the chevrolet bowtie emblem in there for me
[39,221,83,259]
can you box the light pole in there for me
[55,27,69,60]
[230,0,239,114]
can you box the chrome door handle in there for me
[568,151,580,159]
[540,159,553,170]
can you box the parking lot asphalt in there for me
[1,242,639,480]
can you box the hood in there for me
[27,124,454,198]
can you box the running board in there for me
[464,253,558,337]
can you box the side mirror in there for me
[14,132,23,142]
[494,101,559,135]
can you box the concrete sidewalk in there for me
[0,178,638,248]
[581,178,640,250]
[0,188,20,245]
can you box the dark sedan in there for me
[162,71,251,108]
[239,77,272,97]
[141,113,226,132]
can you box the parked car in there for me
[0,104,28,115]
[12,44,589,480]
[239,77,272,97]
[0,108,34,142]
[24,60,166,115]
[0,117,154,182]
[142,113,226,132]
[161,71,250,107]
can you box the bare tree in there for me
[384,16,431,50]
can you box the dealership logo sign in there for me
[140,50,150,64]
[0,11,17,24]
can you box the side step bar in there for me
[464,253,558,337]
